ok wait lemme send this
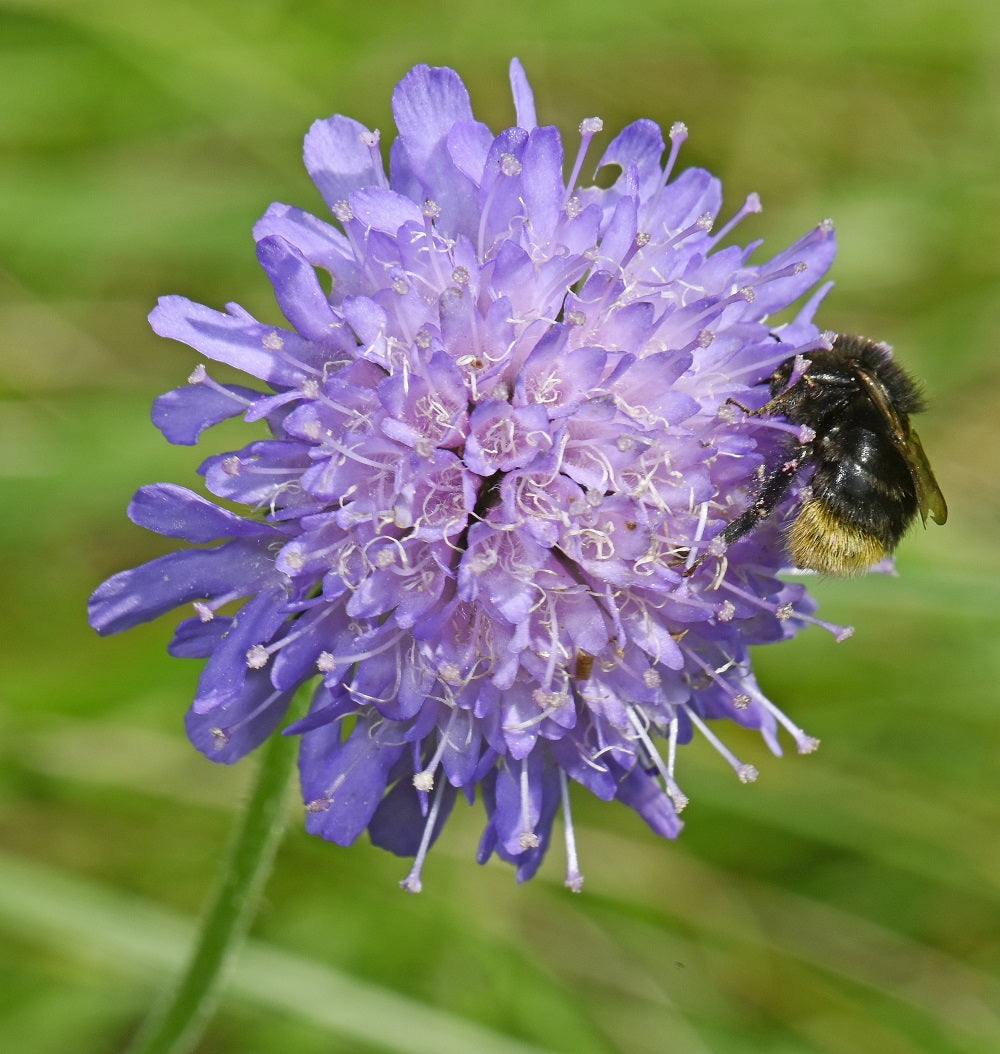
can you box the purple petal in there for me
[88,540,278,636]
[614,354,700,425]
[200,439,312,506]
[169,614,230,658]
[440,708,482,787]
[368,778,457,856]
[253,203,364,304]
[268,603,339,690]
[191,589,292,714]
[186,669,294,764]
[615,766,683,839]
[596,195,640,268]
[299,713,407,845]
[152,379,261,446]
[128,483,282,542]
[647,166,721,233]
[548,730,617,800]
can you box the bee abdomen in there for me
[786,500,889,576]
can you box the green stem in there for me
[127,721,299,1054]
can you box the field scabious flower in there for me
[90,59,844,891]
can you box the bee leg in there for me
[683,447,807,577]
[724,396,756,415]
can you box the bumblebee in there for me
[696,334,948,576]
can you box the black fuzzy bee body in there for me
[700,334,947,576]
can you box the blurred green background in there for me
[1,1,997,1051]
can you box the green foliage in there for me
[1,1,996,1051]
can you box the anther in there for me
[245,644,269,669]
[500,153,522,177]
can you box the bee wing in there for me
[855,367,948,526]
[903,424,948,525]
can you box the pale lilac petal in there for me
[348,187,424,234]
[508,58,537,130]
[447,121,493,185]
[750,220,837,316]
[392,65,474,166]
[304,114,384,211]
[597,119,666,194]
[149,296,325,386]
[520,127,563,242]
[255,236,347,347]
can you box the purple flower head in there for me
[90,60,847,891]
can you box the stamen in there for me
[665,716,688,810]
[478,153,521,259]
[318,629,405,666]
[361,129,387,189]
[720,580,852,641]
[626,706,688,810]
[564,116,603,206]
[500,153,522,177]
[709,192,763,247]
[412,710,460,793]
[399,778,447,894]
[559,769,583,892]
[331,200,365,263]
[665,213,714,249]
[659,121,688,189]
[685,707,759,782]
[518,758,540,849]
[208,687,287,753]
[187,364,257,409]
[752,261,808,290]
[676,500,712,575]
[245,643,269,669]
[190,586,250,621]
[751,690,821,755]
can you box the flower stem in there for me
[127,720,299,1054]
